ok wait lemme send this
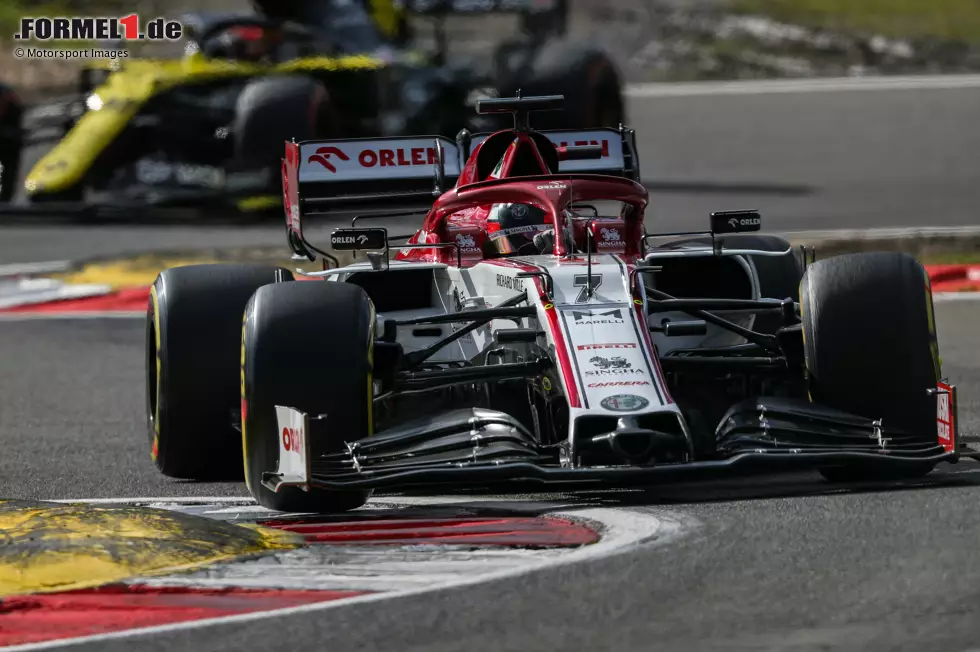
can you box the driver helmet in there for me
[205,26,271,61]
[486,203,552,256]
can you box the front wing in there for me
[263,386,971,493]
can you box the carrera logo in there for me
[588,381,650,388]
[571,309,623,324]
[282,426,302,452]
[308,146,350,173]
[577,343,638,350]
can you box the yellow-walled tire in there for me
[242,281,373,513]
[147,263,292,480]
[800,252,941,482]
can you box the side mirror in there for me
[710,209,761,234]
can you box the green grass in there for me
[731,0,980,43]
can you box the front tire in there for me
[242,281,375,513]
[147,264,291,480]
[801,252,941,482]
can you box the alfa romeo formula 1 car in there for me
[15,0,623,215]
[146,95,972,513]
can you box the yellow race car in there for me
[19,0,626,216]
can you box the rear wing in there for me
[282,127,641,259]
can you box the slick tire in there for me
[680,234,803,334]
[801,252,941,482]
[234,75,330,189]
[499,40,625,130]
[242,281,374,513]
[148,264,292,480]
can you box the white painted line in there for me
[0,282,112,310]
[781,226,980,240]
[934,292,980,302]
[0,310,145,321]
[0,260,72,278]
[0,504,693,652]
[626,74,980,98]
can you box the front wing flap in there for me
[262,392,963,493]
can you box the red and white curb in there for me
[1,496,692,651]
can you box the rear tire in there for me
[233,75,329,193]
[499,40,625,130]
[800,252,941,482]
[147,264,291,480]
[242,281,374,513]
[0,86,23,203]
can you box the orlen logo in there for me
[282,426,302,452]
[307,146,349,173]
[729,216,760,228]
[308,145,441,172]
[555,139,610,157]
[360,147,440,168]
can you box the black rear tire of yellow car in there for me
[800,252,941,482]
[234,75,328,183]
[147,264,292,480]
[0,89,23,203]
[500,40,625,130]
[242,281,374,513]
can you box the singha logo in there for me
[600,228,620,242]
[456,233,476,248]
[590,356,631,370]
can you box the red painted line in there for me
[0,287,150,313]
[260,516,599,547]
[0,584,365,648]
[925,264,980,292]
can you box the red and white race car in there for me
[146,94,969,513]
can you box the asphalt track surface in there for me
[2,82,980,651]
